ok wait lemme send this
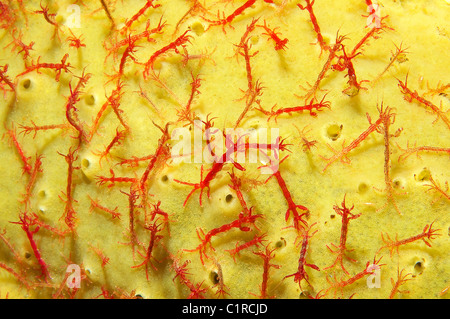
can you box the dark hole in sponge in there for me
[275,238,286,249]
[210,271,220,285]
[414,261,423,271]
[358,183,368,193]
[85,94,95,105]
[413,260,425,276]
[22,79,31,89]
[326,124,343,141]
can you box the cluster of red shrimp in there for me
[0,0,447,300]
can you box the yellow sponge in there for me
[0,0,448,299]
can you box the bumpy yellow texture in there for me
[0,0,448,299]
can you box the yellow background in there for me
[0,0,448,298]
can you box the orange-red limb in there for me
[96,169,138,188]
[4,29,35,60]
[34,2,57,26]
[265,156,308,231]
[16,54,72,81]
[0,262,31,289]
[226,233,267,262]
[378,222,441,257]
[322,106,390,171]
[257,96,330,121]
[170,254,207,299]
[203,0,257,31]
[5,126,32,175]
[323,195,361,274]
[21,154,43,209]
[251,244,281,299]
[88,195,121,220]
[325,257,384,297]
[389,268,412,299]
[18,121,69,139]
[94,128,127,166]
[297,0,328,53]
[67,29,86,49]
[284,225,320,291]
[58,147,80,231]
[142,30,192,77]
[10,212,51,281]
[258,20,288,51]
[65,71,92,144]
[131,222,163,280]
[398,75,450,130]
[174,133,249,207]
[185,210,263,265]
[120,0,161,34]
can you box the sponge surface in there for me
[0,0,448,299]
